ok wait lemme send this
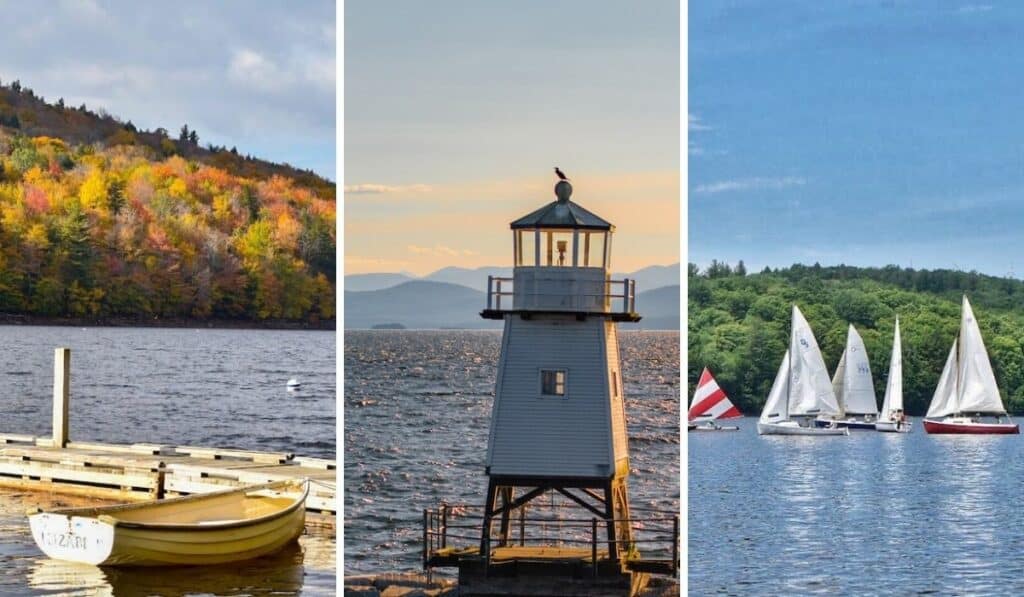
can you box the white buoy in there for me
[287,378,301,391]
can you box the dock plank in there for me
[0,433,37,445]
[0,440,335,522]
[174,446,292,464]
[0,446,165,469]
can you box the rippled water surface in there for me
[0,325,336,596]
[344,330,680,574]
[689,417,1024,595]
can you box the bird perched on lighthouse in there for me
[554,167,569,181]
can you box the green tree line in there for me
[689,262,1024,415]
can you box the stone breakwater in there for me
[343,573,680,596]
[344,573,457,596]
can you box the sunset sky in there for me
[345,0,679,276]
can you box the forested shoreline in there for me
[689,262,1024,415]
[0,81,335,326]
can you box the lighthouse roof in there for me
[510,181,614,231]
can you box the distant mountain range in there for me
[345,263,680,293]
[344,274,680,330]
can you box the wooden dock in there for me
[0,348,336,529]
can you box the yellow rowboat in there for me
[28,479,308,566]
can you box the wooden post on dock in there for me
[53,348,70,448]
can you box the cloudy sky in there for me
[345,0,679,276]
[0,0,335,179]
[691,1,1024,277]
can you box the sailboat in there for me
[757,305,849,436]
[815,324,879,430]
[875,318,910,433]
[923,296,1019,434]
[688,367,742,431]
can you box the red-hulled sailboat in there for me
[923,296,1019,434]
[688,367,742,431]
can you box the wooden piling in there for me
[52,348,70,448]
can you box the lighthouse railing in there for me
[483,276,639,315]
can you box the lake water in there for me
[0,325,336,596]
[343,330,680,575]
[689,417,1024,595]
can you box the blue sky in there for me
[345,0,679,275]
[0,1,335,179]
[690,1,1024,277]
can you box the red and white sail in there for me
[689,368,742,421]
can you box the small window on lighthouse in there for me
[611,371,619,397]
[541,370,566,396]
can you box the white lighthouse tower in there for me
[479,177,640,566]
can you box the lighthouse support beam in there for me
[554,487,606,518]
[604,480,618,563]
[479,478,498,558]
[497,487,514,546]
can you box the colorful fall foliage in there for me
[0,130,335,324]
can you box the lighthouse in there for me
[422,175,677,594]
[478,177,640,566]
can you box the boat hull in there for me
[757,421,849,436]
[874,420,911,433]
[690,425,740,432]
[30,481,307,566]
[813,417,877,430]
[922,419,1019,435]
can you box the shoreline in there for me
[0,314,335,331]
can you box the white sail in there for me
[831,349,847,417]
[879,318,903,420]
[788,305,841,416]
[926,339,959,418]
[957,296,1006,414]
[839,324,878,415]
[760,350,791,423]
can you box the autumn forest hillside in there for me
[0,79,335,326]
[690,262,1024,416]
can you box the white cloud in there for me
[229,49,280,91]
[346,255,411,271]
[408,244,464,257]
[344,183,432,195]
[689,113,711,131]
[958,4,993,14]
[59,0,105,21]
[694,176,807,194]
[302,52,336,90]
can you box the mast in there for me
[788,330,793,417]
[788,305,795,417]
[956,295,963,416]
